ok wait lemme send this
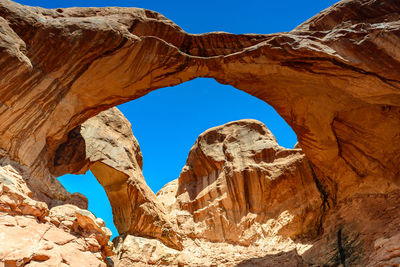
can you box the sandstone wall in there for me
[0,0,399,266]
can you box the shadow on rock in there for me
[235,249,307,267]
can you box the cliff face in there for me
[112,119,400,267]
[0,0,400,266]
[174,120,322,245]
[113,119,400,266]
[112,119,322,266]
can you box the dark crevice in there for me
[308,162,330,234]
[337,228,347,267]
[330,116,367,178]
[243,170,251,213]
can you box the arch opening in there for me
[57,77,298,240]
[119,78,298,193]
[58,170,119,239]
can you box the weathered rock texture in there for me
[111,120,323,266]
[174,120,322,245]
[108,120,322,266]
[0,0,399,265]
[113,119,400,266]
[53,107,182,250]
[0,156,113,266]
[0,0,399,204]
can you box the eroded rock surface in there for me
[174,120,322,245]
[53,107,183,250]
[113,119,400,266]
[0,0,400,266]
[0,0,399,205]
[110,120,320,266]
[0,157,113,266]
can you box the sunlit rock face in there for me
[0,159,113,266]
[113,119,400,267]
[113,120,325,266]
[173,120,322,245]
[113,119,322,266]
[0,0,400,265]
[0,0,399,204]
[53,107,183,250]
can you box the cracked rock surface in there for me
[0,0,400,266]
[0,159,113,266]
[112,119,400,266]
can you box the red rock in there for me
[0,0,400,265]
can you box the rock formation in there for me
[112,119,324,266]
[0,156,113,266]
[0,0,399,265]
[112,119,400,266]
[53,107,182,250]
[0,0,399,204]
[174,120,322,245]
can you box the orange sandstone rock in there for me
[0,0,399,265]
[53,107,183,250]
[0,159,113,266]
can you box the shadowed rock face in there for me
[0,0,400,266]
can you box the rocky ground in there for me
[0,159,112,266]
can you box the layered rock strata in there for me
[114,119,322,266]
[0,0,399,266]
[53,107,183,250]
[0,0,399,205]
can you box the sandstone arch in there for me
[1,0,399,207]
[1,0,400,264]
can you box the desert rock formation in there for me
[0,0,400,266]
[0,0,399,204]
[0,156,113,266]
[174,120,322,245]
[53,107,182,250]
[114,118,400,266]
[112,119,324,266]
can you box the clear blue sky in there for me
[16,0,338,238]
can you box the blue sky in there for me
[16,0,338,238]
